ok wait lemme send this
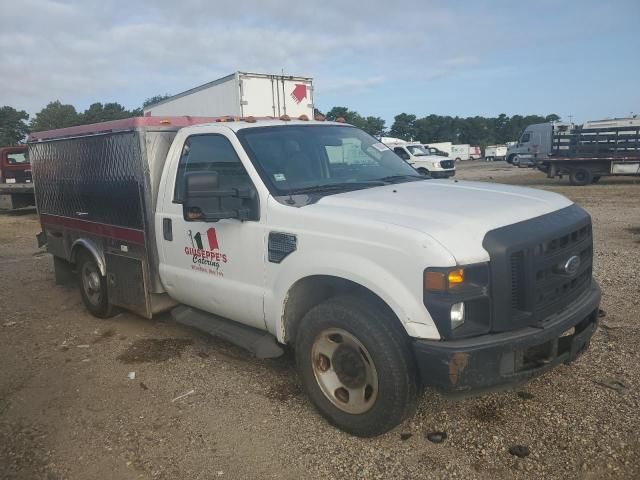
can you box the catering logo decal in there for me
[184,228,227,276]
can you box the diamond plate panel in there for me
[30,132,145,229]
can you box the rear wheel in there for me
[569,168,593,186]
[77,251,114,318]
[295,296,418,437]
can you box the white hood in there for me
[311,180,573,264]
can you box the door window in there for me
[394,147,410,160]
[174,134,251,203]
[520,133,531,144]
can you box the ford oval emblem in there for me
[563,255,581,276]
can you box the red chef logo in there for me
[184,228,227,275]
[290,84,307,104]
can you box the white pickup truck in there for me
[29,116,600,437]
[382,140,456,178]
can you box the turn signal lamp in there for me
[424,268,465,292]
[448,268,465,287]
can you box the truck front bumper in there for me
[431,170,455,179]
[412,280,600,394]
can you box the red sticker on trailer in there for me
[290,84,307,104]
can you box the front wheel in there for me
[417,167,430,176]
[295,296,418,437]
[77,251,115,318]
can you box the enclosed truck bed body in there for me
[28,117,215,315]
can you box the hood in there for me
[310,180,573,264]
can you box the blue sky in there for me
[1,0,638,125]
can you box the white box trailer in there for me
[451,144,470,161]
[143,72,314,119]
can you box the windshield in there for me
[7,152,28,165]
[406,145,428,156]
[237,125,421,196]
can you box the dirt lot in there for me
[1,163,639,479]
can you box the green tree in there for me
[143,94,172,108]
[389,113,417,140]
[81,102,132,124]
[0,106,30,145]
[30,101,80,132]
[362,116,386,137]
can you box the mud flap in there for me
[105,253,151,317]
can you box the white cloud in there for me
[10,0,623,116]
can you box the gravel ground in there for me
[1,163,639,479]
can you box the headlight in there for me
[450,302,465,329]
[423,264,491,339]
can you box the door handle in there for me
[163,218,173,241]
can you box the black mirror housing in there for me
[183,171,259,222]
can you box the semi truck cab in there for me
[0,145,34,211]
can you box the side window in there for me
[394,147,409,160]
[520,133,531,143]
[174,134,251,203]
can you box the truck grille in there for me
[512,224,592,324]
[440,160,454,169]
[483,204,594,332]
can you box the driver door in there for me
[157,130,267,329]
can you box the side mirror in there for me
[183,171,259,222]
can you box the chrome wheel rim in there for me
[311,328,378,414]
[81,262,102,306]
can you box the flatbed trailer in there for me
[536,120,640,185]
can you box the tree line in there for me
[320,106,560,148]
[0,95,170,145]
[1,99,559,148]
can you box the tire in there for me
[77,251,114,318]
[417,168,430,176]
[295,295,418,437]
[592,176,601,184]
[569,168,593,186]
[455,157,461,162]
[512,155,520,166]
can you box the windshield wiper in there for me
[288,181,386,195]
[378,174,426,183]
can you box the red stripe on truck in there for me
[40,214,145,245]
